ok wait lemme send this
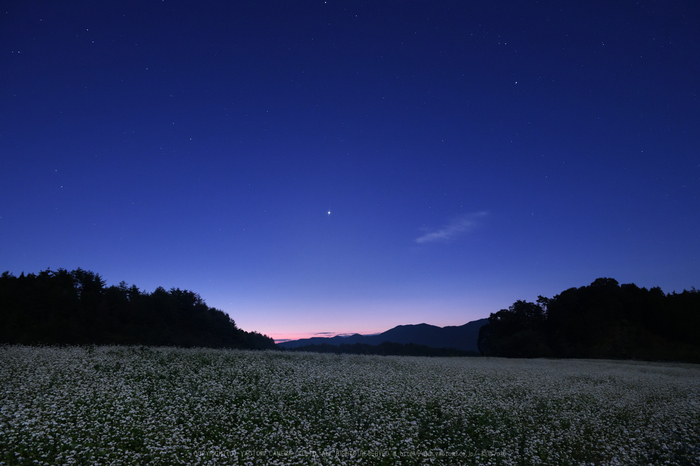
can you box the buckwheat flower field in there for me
[1,346,698,465]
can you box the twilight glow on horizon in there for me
[1,1,698,342]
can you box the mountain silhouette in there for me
[278,319,488,352]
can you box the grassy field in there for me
[1,346,698,465]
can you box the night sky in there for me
[2,1,698,342]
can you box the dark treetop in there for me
[0,268,275,350]
[478,278,700,363]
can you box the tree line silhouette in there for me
[287,341,479,357]
[477,278,700,362]
[0,268,275,350]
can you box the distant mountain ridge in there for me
[278,319,488,352]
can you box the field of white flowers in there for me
[1,346,698,465]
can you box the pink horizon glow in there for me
[268,329,383,344]
[220,295,499,345]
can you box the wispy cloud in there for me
[314,332,354,338]
[415,212,488,244]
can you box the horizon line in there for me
[269,317,489,344]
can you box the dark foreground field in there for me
[1,346,698,465]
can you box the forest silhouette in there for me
[2,270,699,362]
[0,268,275,349]
[286,341,478,357]
[478,278,700,363]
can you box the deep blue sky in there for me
[2,1,698,341]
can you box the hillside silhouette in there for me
[478,278,700,363]
[279,319,487,352]
[0,268,275,350]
